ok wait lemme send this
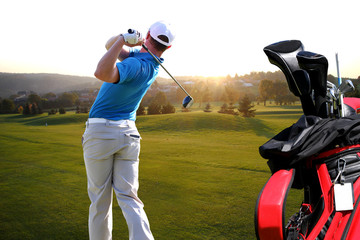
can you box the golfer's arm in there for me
[94,37,125,83]
[105,35,130,61]
[118,48,130,61]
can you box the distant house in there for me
[184,81,195,85]
[243,82,253,87]
[14,90,32,103]
[14,95,27,103]
[78,89,98,102]
[223,79,253,88]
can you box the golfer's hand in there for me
[123,29,144,46]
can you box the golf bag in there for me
[254,40,360,240]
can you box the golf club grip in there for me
[142,44,191,97]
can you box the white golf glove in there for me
[123,29,142,44]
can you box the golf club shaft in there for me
[335,53,342,86]
[142,44,191,97]
[335,53,345,117]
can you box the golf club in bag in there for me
[142,44,194,108]
[255,40,360,240]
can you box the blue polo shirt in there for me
[89,49,162,121]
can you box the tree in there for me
[18,106,24,114]
[23,103,31,115]
[204,103,212,112]
[147,91,175,115]
[48,109,57,115]
[152,91,167,106]
[226,74,232,81]
[28,93,42,106]
[31,103,38,115]
[202,86,212,104]
[1,99,15,113]
[273,80,289,105]
[43,92,57,100]
[238,95,256,117]
[258,79,274,106]
[81,106,89,113]
[224,85,237,104]
[161,102,175,114]
[218,103,228,114]
[136,103,146,116]
[218,102,237,115]
[58,92,78,107]
[59,107,66,114]
[191,81,206,108]
[147,102,162,115]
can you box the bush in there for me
[161,102,175,114]
[59,107,66,114]
[218,103,237,115]
[18,106,24,114]
[48,109,57,115]
[147,102,162,115]
[31,104,38,115]
[238,95,256,117]
[137,104,146,116]
[204,103,212,112]
[75,106,89,114]
[23,103,31,115]
[0,99,15,114]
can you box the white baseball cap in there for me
[149,21,175,47]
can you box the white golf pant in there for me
[82,118,154,240]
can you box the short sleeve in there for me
[116,58,141,84]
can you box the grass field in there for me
[0,104,304,239]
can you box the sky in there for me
[0,0,359,80]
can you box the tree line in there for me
[1,71,359,117]
[0,91,92,115]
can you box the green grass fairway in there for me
[0,105,303,239]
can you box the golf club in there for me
[142,44,194,108]
[338,79,355,94]
[326,81,339,118]
[335,53,345,117]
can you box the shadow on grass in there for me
[4,114,48,124]
[256,110,303,115]
[3,114,89,126]
[242,117,278,139]
[267,105,301,109]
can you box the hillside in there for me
[0,71,282,98]
[0,72,101,97]
[1,71,357,101]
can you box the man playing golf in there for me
[82,21,175,240]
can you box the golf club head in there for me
[182,96,194,108]
[297,51,328,97]
[327,81,336,89]
[264,40,306,97]
[329,88,336,100]
[327,81,338,100]
[338,79,355,94]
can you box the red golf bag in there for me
[255,40,360,240]
[255,114,360,240]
